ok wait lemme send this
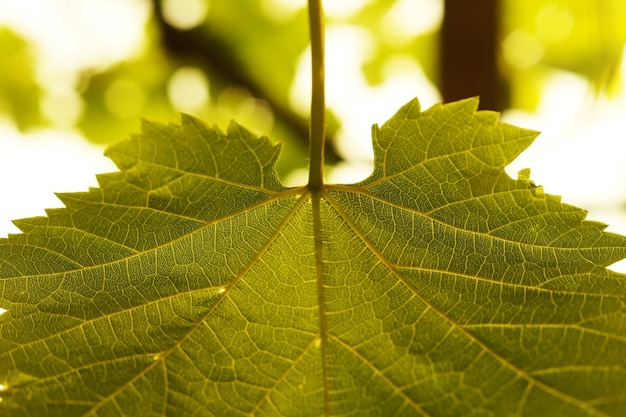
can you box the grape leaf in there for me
[1,98,625,416]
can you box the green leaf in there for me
[1,98,625,416]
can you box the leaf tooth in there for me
[10,216,48,233]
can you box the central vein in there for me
[312,191,330,415]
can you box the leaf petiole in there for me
[307,0,325,191]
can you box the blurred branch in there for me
[440,0,508,110]
[151,0,342,165]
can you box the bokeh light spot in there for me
[41,92,83,127]
[503,30,544,69]
[381,0,443,46]
[261,0,305,22]
[162,0,209,30]
[167,66,209,112]
[216,87,274,134]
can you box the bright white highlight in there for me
[0,0,149,73]
[0,123,116,237]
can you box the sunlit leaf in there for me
[1,98,625,416]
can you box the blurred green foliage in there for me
[78,42,175,144]
[0,28,42,130]
[0,0,624,177]
[502,0,626,109]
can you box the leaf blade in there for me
[1,99,625,416]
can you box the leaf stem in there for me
[307,0,325,190]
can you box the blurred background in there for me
[1,0,626,268]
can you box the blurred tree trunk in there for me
[440,0,507,110]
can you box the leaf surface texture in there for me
[1,98,625,416]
